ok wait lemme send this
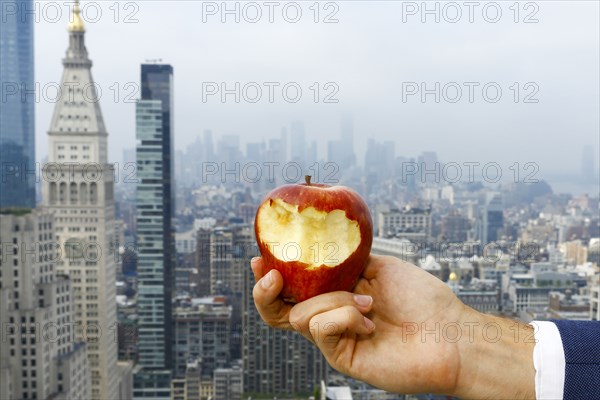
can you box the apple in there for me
[254,175,373,303]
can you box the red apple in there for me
[254,175,373,303]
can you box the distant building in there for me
[440,210,470,242]
[591,275,600,321]
[242,256,327,395]
[377,206,432,242]
[194,229,212,297]
[175,252,196,295]
[213,361,243,400]
[327,116,356,171]
[320,382,353,400]
[209,225,254,295]
[588,238,600,265]
[170,359,213,400]
[503,264,580,312]
[455,279,500,313]
[238,203,257,225]
[172,298,232,378]
[363,139,395,186]
[482,193,504,244]
[548,290,591,320]
[289,120,306,165]
[117,312,138,361]
[117,361,135,400]
[134,63,176,399]
[0,0,36,208]
[0,210,90,400]
[371,237,421,263]
[560,240,588,266]
[520,218,558,245]
[176,229,197,254]
[417,151,439,185]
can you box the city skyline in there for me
[30,1,599,179]
[2,1,599,400]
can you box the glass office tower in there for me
[0,0,36,208]
[133,64,175,400]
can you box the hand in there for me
[251,254,536,398]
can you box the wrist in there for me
[452,309,536,399]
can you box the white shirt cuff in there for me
[530,321,565,400]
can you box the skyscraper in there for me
[290,121,306,165]
[339,114,356,168]
[0,210,91,400]
[242,257,328,395]
[326,116,356,172]
[0,0,36,208]
[41,3,120,399]
[482,193,504,244]
[134,63,175,399]
[172,300,232,378]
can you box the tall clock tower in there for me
[41,2,119,399]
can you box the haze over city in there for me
[2,1,599,400]
[33,1,599,182]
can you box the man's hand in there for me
[251,254,536,399]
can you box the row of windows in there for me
[59,208,97,215]
[385,217,428,223]
[56,217,98,223]
[38,222,52,230]
[58,113,89,120]
[49,182,98,205]
[57,154,91,160]
[59,127,89,133]
[57,145,90,150]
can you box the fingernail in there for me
[364,317,375,331]
[354,294,372,307]
[261,270,273,289]
[250,258,259,272]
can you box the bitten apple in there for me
[254,176,373,303]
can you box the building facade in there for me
[213,362,243,400]
[172,300,231,378]
[482,193,503,244]
[170,360,213,400]
[40,4,119,399]
[0,0,36,209]
[377,207,432,242]
[0,210,90,400]
[134,63,175,398]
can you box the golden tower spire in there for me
[68,0,85,32]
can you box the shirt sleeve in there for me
[529,321,565,400]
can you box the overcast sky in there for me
[34,1,599,179]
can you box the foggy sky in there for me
[33,1,599,178]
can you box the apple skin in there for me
[254,179,373,303]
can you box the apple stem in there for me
[305,175,311,185]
